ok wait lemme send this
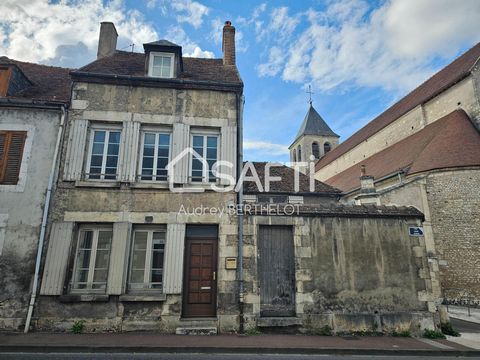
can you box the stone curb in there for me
[1,345,480,357]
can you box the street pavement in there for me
[0,354,477,360]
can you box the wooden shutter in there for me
[163,223,186,294]
[0,131,27,185]
[63,119,88,181]
[40,222,75,295]
[220,126,237,185]
[170,123,189,183]
[107,222,131,295]
[119,121,140,183]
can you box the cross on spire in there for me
[306,85,314,105]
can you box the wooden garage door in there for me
[258,225,296,317]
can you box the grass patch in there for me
[245,327,262,336]
[423,329,446,339]
[441,322,460,337]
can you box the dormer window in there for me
[148,52,174,78]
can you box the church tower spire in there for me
[289,97,339,168]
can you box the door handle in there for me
[213,271,216,281]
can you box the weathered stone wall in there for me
[0,107,61,331]
[316,76,479,181]
[426,169,480,303]
[243,214,435,334]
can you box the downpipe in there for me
[237,94,245,333]
[24,106,66,333]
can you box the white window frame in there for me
[128,226,167,292]
[148,52,175,78]
[137,128,172,182]
[85,125,122,181]
[71,225,113,293]
[189,130,220,184]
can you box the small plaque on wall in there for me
[225,257,237,270]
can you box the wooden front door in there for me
[183,238,218,317]
[258,226,296,317]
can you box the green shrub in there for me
[423,329,446,339]
[440,322,460,337]
[71,320,86,334]
[315,325,333,336]
[392,330,411,337]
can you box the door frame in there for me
[182,236,218,318]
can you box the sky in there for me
[1,0,480,162]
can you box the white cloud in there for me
[258,0,480,93]
[0,0,158,68]
[165,25,214,58]
[171,0,209,29]
[243,140,289,156]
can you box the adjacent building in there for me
[313,42,480,305]
[0,57,71,330]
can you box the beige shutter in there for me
[163,223,186,294]
[220,126,237,185]
[64,119,88,181]
[170,123,189,183]
[120,121,140,183]
[40,222,75,295]
[107,222,131,295]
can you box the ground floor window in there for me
[128,226,166,291]
[71,225,113,291]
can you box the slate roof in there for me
[249,203,424,219]
[316,41,480,171]
[144,40,180,47]
[325,109,480,192]
[74,50,243,85]
[292,104,339,145]
[0,56,72,102]
[243,161,341,194]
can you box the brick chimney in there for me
[222,21,236,66]
[97,22,118,59]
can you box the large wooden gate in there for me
[258,225,296,317]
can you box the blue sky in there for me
[1,0,480,162]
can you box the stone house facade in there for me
[312,43,480,305]
[34,21,244,333]
[0,57,71,331]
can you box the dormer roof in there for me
[291,104,339,146]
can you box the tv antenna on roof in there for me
[122,43,135,52]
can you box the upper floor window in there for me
[312,142,320,159]
[297,145,302,162]
[148,52,174,78]
[139,131,171,181]
[324,142,331,154]
[71,225,112,292]
[128,227,166,291]
[0,131,27,185]
[191,133,219,183]
[86,128,121,180]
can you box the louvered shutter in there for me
[0,131,27,185]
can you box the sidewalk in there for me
[448,305,480,324]
[0,333,479,356]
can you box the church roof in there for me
[291,104,339,146]
[325,109,480,192]
[316,41,480,172]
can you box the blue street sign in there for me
[409,226,424,236]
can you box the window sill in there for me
[130,182,170,189]
[59,294,109,303]
[119,294,167,302]
[75,180,120,188]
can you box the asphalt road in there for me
[0,354,474,360]
[451,318,480,333]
